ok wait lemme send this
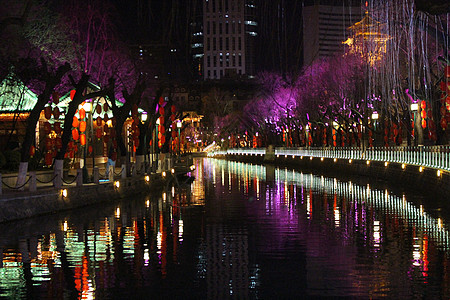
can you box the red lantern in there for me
[96,104,102,114]
[72,128,79,140]
[160,135,166,144]
[159,97,164,106]
[52,92,60,104]
[159,106,165,115]
[96,116,102,126]
[441,118,447,129]
[170,114,176,122]
[96,127,102,138]
[104,113,109,122]
[171,105,176,113]
[88,145,93,154]
[53,107,60,119]
[79,108,86,119]
[159,116,164,124]
[172,130,177,138]
[421,110,427,119]
[70,90,76,100]
[45,152,53,166]
[79,121,86,132]
[29,145,35,157]
[80,134,86,145]
[44,106,52,119]
[160,125,165,134]
[103,103,109,112]
[420,100,426,110]
[72,116,79,128]
[422,119,427,128]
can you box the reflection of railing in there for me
[210,146,450,171]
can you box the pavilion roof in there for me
[0,74,38,112]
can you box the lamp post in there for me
[410,102,419,145]
[177,120,182,156]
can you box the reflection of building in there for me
[302,4,362,66]
[343,12,391,66]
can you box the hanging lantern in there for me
[421,110,427,119]
[80,134,86,145]
[159,106,165,115]
[79,121,86,132]
[88,145,93,154]
[170,114,176,122]
[53,107,60,119]
[79,108,86,119]
[172,130,177,138]
[160,125,165,134]
[422,119,427,128]
[103,124,109,132]
[96,127,102,139]
[45,152,53,166]
[103,103,109,112]
[52,92,60,104]
[96,104,102,114]
[441,118,447,129]
[104,113,109,122]
[96,116,102,126]
[160,135,166,144]
[72,128,79,140]
[171,105,176,113]
[420,100,426,110]
[44,106,52,119]
[29,145,35,157]
[44,122,52,134]
[159,116,164,124]
[72,116,79,128]
[159,97,164,106]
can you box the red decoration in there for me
[159,97,164,106]
[88,145,93,154]
[45,137,53,149]
[160,135,166,144]
[420,100,426,110]
[96,104,102,114]
[104,113,109,122]
[44,106,52,119]
[96,127,102,138]
[420,109,427,119]
[104,135,109,143]
[29,145,35,157]
[113,140,117,148]
[52,92,60,104]
[96,116,102,126]
[134,138,140,148]
[53,107,60,119]
[170,114,176,122]
[70,90,76,100]
[171,105,176,113]
[172,130,177,138]
[422,119,427,128]
[441,118,447,129]
[80,134,86,145]
[79,108,86,119]
[159,116,164,124]
[72,116,79,128]
[159,106,165,115]
[103,103,109,112]
[72,128,79,140]
[79,121,86,132]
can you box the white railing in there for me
[209,146,450,171]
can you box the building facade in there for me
[202,0,257,80]
[302,4,362,66]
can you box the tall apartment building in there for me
[302,3,362,66]
[202,0,257,80]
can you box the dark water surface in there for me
[0,158,449,299]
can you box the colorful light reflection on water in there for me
[0,158,448,299]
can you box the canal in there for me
[0,158,449,299]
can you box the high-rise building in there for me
[302,3,362,66]
[201,0,257,80]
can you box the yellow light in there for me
[349,159,352,164]
[171,168,175,174]
[146,200,150,207]
[333,158,337,162]
[384,162,389,167]
[419,166,423,172]
[401,163,406,169]
[61,189,67,197]
[292,155,295,158]
[114,181,120,188]
[300,156,303,159]
[310,156,313,160]
[115,207,120,218]
[366,160,370,165]
[162,171,166,177]
[277,154,280,158]
[437,170,441,177]
[320,157,324,161]
[145,175,150,182]
[63,221,68,232]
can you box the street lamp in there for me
[177,120,182,156]
[410,103,419,111]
